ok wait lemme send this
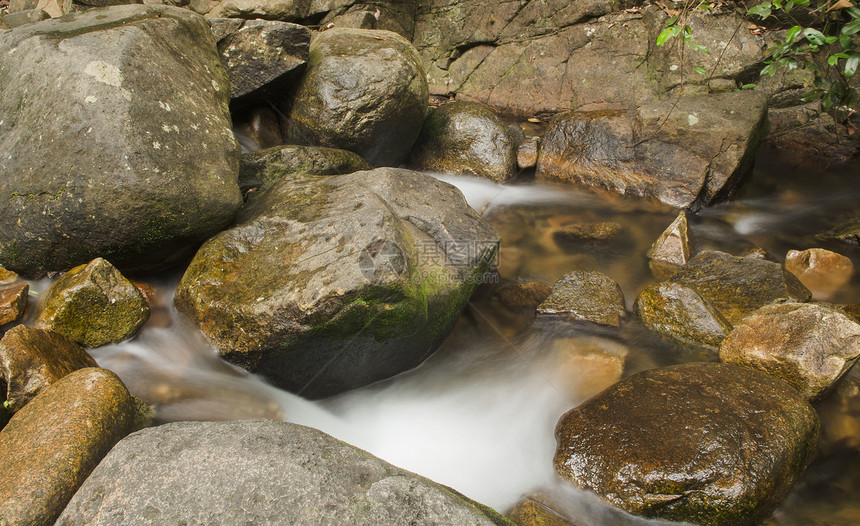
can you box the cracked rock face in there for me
[554,362,819,526]
[0,5,241,277]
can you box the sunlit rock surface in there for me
[0,5,242,276]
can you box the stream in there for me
[39,145,860,525]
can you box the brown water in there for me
[75,145,860,524]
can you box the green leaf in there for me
[689,43,711,53]
[749,2,773,18]
[847,7,860,19]
[694,66,708,75]
[786,0,795,11]
[657,26,680,46]
[762,61,779,76]
[786,25,803,43]
[800,88,823,102]
[829,52,849,66]
[846,54,860,77]
[741,83,758,89]
[804,28,827,45]
[842,19,860,36]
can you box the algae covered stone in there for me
[720,303,860,402]
[407,100,517,182]
[554,362,819,526]
[57,419,511,525]
[36,258,149,348]
[0,367,136,526]
[536,271,626,327]
[0,325,97,413]
[284,27,428,166]
[0,5,242,276]
[239,144,372,193]
[175,167,499,398]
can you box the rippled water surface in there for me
[69,146,860,524]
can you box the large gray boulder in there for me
[175,168,499,398]
[554,363,819,526]
[720,303,860,402]
[56,419,511,525]
[284,27,428,167]
[0,5,242,276]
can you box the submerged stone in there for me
[0,325,97,413]
[407,100,517,182]
[284,27,428,166]
[239,144,371,194]
[0,368,136,526]
[536,271,626,327]
[785,248,854,301]
[0,5,242,276]
[720,303,860,402]
[554,362,819,526]
[36,258,150,348]
[57,419,511,525]
[175,167,499,398]
[816,218,860,246]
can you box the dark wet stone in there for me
[284,27,428,167]
[0,325,97,413]
[36,258,150,348]
[537,271,626,327]
[0,6,241,277]
[407,100,517,182]
[554,362,819,526]
[239,144,371,194]
[635,281,733,357]
[553,222,623,251]
[0,281,27,326]
[496,281,552,313]
[214,19,310,104]
[175,167,499,398]
[816,218,860,246]
[233,106,283,150]
[0,368,136,526]
[517,138,539,170]
[57,419,511,525]
[720,303,860,402]
[670,250,811,325]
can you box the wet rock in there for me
[0,325,97,413]
[1,8,48,27]
[233,106,283,150]
[635,281,733,357]
[817,218,860,246]
[0,281,27,326]
[720,303,860,402]
[507,495,576,526]
[546,336,627,402]
[554,362,819,526]
[766,104,860,164]
[496,281,552,313]
[239,144,371,194]
[647,211,691,279]
[76,0,140,7]
[552,222,623,250]
[0,266,16,285]
[742,246,773,260]
[671,249,811,325]
[536,92,768,209]
[175,168,499,398]
[407,101,517,183]
[785,248,854,301]
[0,6,242,276]
[0,368,136,526]
[517,138,540,170]
[536,271,626,327]
[213,19,309,104]
[284,28,428,167]
[36,258,150,348]
[57,419,510,525]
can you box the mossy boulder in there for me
[0,325,97,413]
[284,27,428,166]
[0,367,136,526]
[175,167,499,398]
[554,362,819,526]
[239,144,372,194]
[36,258,150,348]
[536,271,626,327]
[57,419,511,525]
[0,5,242,276]
[407,101,517,182]
[720,303,860,402]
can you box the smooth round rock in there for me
[554,362,819,526]
[536,271,626,327]
[284,27,428,167]
[408,101,517,182]
[784,248,854,301]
